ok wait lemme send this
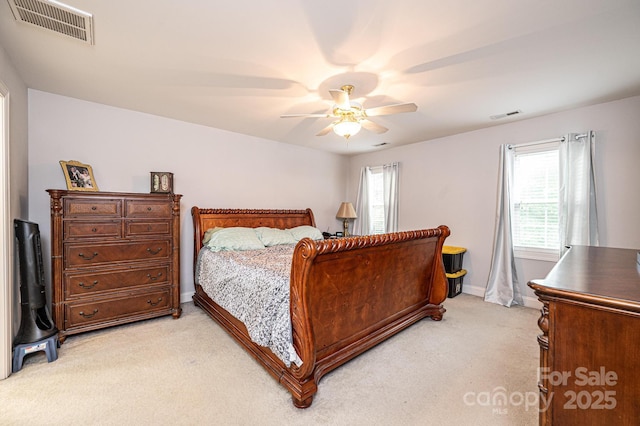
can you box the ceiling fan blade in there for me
[280,113,331,118]
[316,123,335,136]
[329,89,350,110]
[365,102,418,117]
[360,119,388,134]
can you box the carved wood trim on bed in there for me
[191,206,450,408]
[192,208,315,267]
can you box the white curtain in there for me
[383,162,399,233]
[353,166,371,236]
[485,145,522,307]
[559,132,599,253]
[354,162,399,235]
[486,132,598,307]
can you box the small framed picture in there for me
[335,231,343,237]
[59,160,99,191]
[150,172,173,193]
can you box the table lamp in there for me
[336,202,357,236]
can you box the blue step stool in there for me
[12,335,59,373]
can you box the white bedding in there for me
[195,244,302,367]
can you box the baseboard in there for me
[180,291,195,304]
[462,284,541,309]
[462,284,486,298]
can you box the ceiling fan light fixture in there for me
[333,117,361,139]
[282,84,416,140]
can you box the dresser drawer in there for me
[64,220,122,239]
[125,220,171,237]
[65,240,171,268]
[65,265,170,297]
[65,199,122,217]
[125,200,172,218]
[65,289,171,328]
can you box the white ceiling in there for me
[1,0,639,155]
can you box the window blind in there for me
[512,149,560,250]
[370,169,385,234]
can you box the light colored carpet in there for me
[0,294,541,425]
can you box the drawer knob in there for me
[146,247,162,255]
[147,297,163,307]
[91,228,97,233]
[78,309,98,318]
[91,206,97,210]
[147,207,152,211]
[147,272,163,281]
[78,280,99,289]
[78,252,99,260]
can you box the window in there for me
[369,167,385,234]
[354,162,398,236]
[512,143,560,260]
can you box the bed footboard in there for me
[287,226,450,407]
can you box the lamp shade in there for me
[333,118,361,139]
[336,202,357,219]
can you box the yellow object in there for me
[446,269,467,279]
[443,246,467,255]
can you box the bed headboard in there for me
[191,207,316,264]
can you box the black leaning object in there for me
[13,219,58,358]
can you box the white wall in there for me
[26,90,640,308]
[0,46,28,218]
[348,96,640,305]
[27,90,349,301]
[0,42,29,379]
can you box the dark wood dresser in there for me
[528,245,640,425]
[47,190,182,342]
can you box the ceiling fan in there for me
[280,85,418,139]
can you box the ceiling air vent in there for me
[7,0,94,45]
[490,110,522,120]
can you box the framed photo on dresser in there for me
[59,160,99,191]
[150,172,174,193]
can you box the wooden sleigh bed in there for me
[191,207,450,408]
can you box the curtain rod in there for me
[509,132,589,150]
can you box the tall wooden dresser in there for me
[528,245,640,425]
[47,190,182,342]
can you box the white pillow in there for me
[202,227,222,245]
[288,225,324,241]
[205,227,265,252]
[255,227,298,247]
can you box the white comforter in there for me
[195,245,302,367]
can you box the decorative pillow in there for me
[255,227,298,247]
[202,227,223,245]
[204,227,265,252]
[287,225,324,241]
